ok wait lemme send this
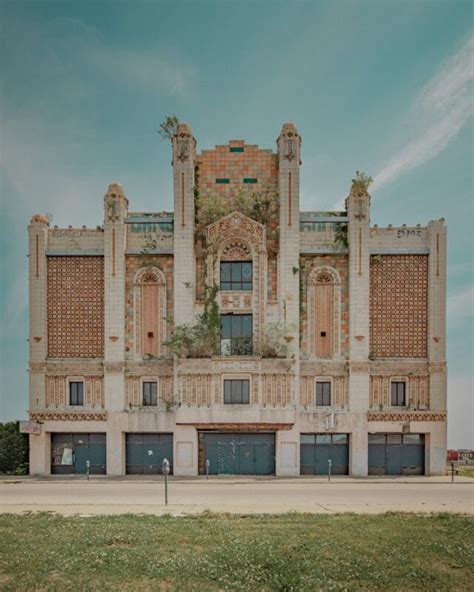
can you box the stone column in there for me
[28,215,49,474]
[346,184,371,476]
[103,183,128,475]
[172,123,196,326]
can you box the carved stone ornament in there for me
[30,214,50,225]
[284,139,295,161]
[29,411,108,422]
[177,138,189,161]
[222,241,252,261]
[367,411,446,422]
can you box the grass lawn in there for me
[0,513,473,591]
[456,466,474,478]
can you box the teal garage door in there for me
[199,432,275,475]
[51,433,106,475]
[126,433,173,474]
[300,434,349,475]
[368,434,425,475]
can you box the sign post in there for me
[162,458,170,505]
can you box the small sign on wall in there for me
[19,421,41,435]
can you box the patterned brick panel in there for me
[262,374,292,407]
[45,376,104,408]
[300,255,349,359]
[125,375,173,407]
[196,141,278,199]
[370,255,428,358]
[180,374,212,406]
[47,257,104,358]
[300,376,347,407]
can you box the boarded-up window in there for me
[315,277,334,358]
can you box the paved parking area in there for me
[1,476,473,515]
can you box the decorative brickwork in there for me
[262,374,292,407]
[180,374,212,406]
[300,376,347,407]
[370,255,428,358]
[45,375,104,408]
[47,257,104,358]
[370,375,430,408]
[29,410,107,422]
[196,141,278,198]
[367,411,446,422]
[125,375,173,407]
[301,255,349,359]
[125,256,173,359]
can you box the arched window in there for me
[134,267,167,358]
[308,267,341,359]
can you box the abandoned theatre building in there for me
[28,123,447,477]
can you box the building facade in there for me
[28,123,447,477]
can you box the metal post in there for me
[206,459,210,480]
[162,458,170,505]
[86,460,90,481]
[328,459,332,482]
[451,462,455,483]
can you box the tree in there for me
[0,421,29,474]
[158,115,180,141]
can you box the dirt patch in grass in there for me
[0,512,473,591]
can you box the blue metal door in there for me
[51,433,106,475]
[125,433,173,474]
[200,432,275,475]
[300,434,349,475]
[368,434,425,475]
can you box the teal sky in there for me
[1,0,472,447]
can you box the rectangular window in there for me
[69,382,84,406]
[220,314,253,355]
[230,146,244,153]
[143,382,158,406]
[220,261,252,291]
[224,379,250,404]
[391,382,406,406]
[316,382,331,406]
[243,178,257,184]
[215,178,230,184]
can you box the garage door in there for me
[126,433,173,474]
[51,433,106,475]
[199,432,275,475]
[300,434,349,475]
[368,434,425,475]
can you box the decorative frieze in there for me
[368,411,446,422]
[370,375,429,408]
[125,375,174,407]
[180,374,211,406]
[262,374,292,407]
[29,410,107,422]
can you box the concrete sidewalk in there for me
[1,476,472,516]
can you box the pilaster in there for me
[103,184,128,411]
[427,219,447,411]
[346,184,371,476]
[28,215,49,411]
[172,123,196,325]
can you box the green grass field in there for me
[1,513,473,591]
[456,466,474,478]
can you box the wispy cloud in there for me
[447,284,474,322]
[373,36,473,191]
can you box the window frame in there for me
[315,381,331,407]
[220,314,253,356]
[142,381,158,407]
[220,261,253,291]
[69,381,84,407]
[223,378,250,405]
[390,381,407,407]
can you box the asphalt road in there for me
[1,476,473,515]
